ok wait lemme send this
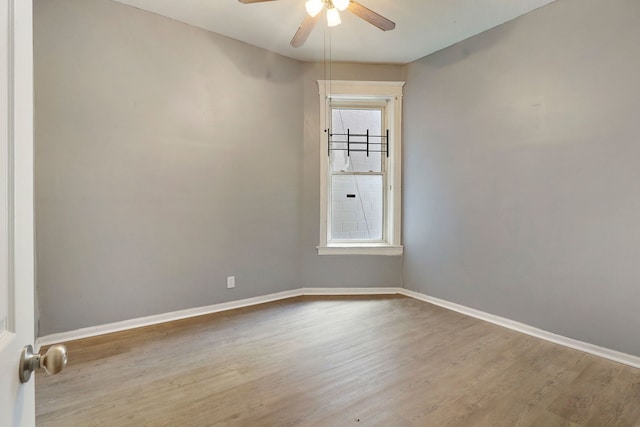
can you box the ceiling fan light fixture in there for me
[305,0,324,17]
[326,7,342,26]
[332,0,350,11]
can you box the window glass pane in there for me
[330,108,383,173]
[331,175,383,241]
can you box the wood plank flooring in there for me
[36,296,640,426]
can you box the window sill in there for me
[317,244,403,256]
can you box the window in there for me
[317,81,404,255]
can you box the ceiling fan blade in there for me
[290,14,320,48]
[347,1,396,31]
[238,0,278,3]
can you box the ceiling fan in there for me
[238,0,396,48]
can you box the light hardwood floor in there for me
[36,296,640,426]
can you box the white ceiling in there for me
[112,0,558,64]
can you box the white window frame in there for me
[317,80,404,256]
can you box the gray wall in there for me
[35,0,304,334]
[300,62,405,287]
[403,0,640,356]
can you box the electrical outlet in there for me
[227,276,235,289]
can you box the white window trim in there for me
[317,80,405,256]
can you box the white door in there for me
[0,0,36,425]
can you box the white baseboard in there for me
[399,288,640,370]
[37,289,300,347]
[36,287,404,347]
[37,286,640,370]
[302,287,402,295]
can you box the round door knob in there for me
[19,344,68,383]
[41,344,68,375]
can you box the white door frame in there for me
[0,0,36,425]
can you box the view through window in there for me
[330,107,385,241]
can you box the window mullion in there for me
[331,171,383,176]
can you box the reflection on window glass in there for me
[331,175,383,241]
[330,109,383,173]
